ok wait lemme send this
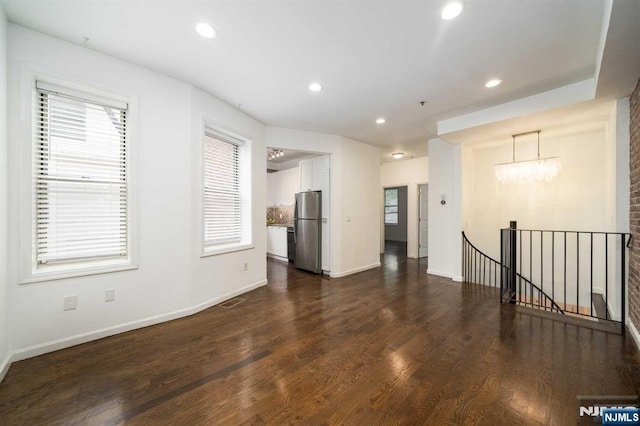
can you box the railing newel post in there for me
[510,221,517,304]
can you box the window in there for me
[34,81,130,271]
[384,188,399,225]
[202,125,252,254]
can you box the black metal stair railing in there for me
[499,222,631,327]
[463,231,564,314]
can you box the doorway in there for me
[384,186,408,255]
[418,184,428,258]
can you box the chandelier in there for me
[494,130,561,184]
[268,149,284,160]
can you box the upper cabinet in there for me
[267,167,299,206]
[299,155,330,192]
[266,173,277,207]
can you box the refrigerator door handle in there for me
[293,221,297,244]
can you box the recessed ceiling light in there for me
[309,82,323,92]
[392,152,404,159]
[441,1,463,20]
[376,118,386,124]
[195,22,216,39]
[485,78,502,88]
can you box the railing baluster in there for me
[590,233,593,317]
[605,233,609,321]
[540,231,544,309]
[577,233,580,314]
[483,254,486,285]
[530,230,533,308]
[519,230,522,304]
[621,235,626,331]
[552,231,555,310]
[564,231,567,312]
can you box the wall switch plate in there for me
[63,295,77,311]
[105,289,115,302]
[243,262,249,271]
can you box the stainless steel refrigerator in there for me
[294,191,322,273]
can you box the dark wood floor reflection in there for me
[2,247,640,425]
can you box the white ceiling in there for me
[2,0,638,160]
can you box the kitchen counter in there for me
[267,223,293,228]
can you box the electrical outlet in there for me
[63,295,77,311]
[243,262,248,271]
[105,289,115,302]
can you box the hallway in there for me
[1,253,639,424]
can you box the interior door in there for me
[419,184,428,258]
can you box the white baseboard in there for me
[452,275,464,282]
[427,269,452,279]
[9,279,268,364]
[266,254,289,263]
[330,262,381,278]
[627,319,640,351]
[0,353,11,383]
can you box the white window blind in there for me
[34,82,128,266]
[203,129,243,248]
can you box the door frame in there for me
[418,183,429,258]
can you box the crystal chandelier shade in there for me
[494,130,561,184]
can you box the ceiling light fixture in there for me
[392,152,404,159]
[376,118,386,124]
[485,78,502,88]
[309,82,323,92]
[441,1,463,20]
[195,22,216,39]
[494,130,561,184]
[268,149,285,160]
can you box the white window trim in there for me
[200,120,254,258]
[18,71,138,284]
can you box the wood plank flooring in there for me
[1,242,640,425]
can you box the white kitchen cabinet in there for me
[266,226,273,254]
[278,167,299,205]
[299,156,329,192]
[299,159,314,192]
[267,226,288,259]
[266,173,277,207]
[322,218,330,272]
[267,167,299,206]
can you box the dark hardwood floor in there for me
[1,247,640,425]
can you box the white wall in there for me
[0,5,10,380]
[264,128,381,277]
[380,156,429,258]
[189,86,267,307]
[339,136,381,276]
[613,98,630,320]
[427,139,463,281]
[5,25,267,362]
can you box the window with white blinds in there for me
[34,82,129,267]
[203,128,245,250]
